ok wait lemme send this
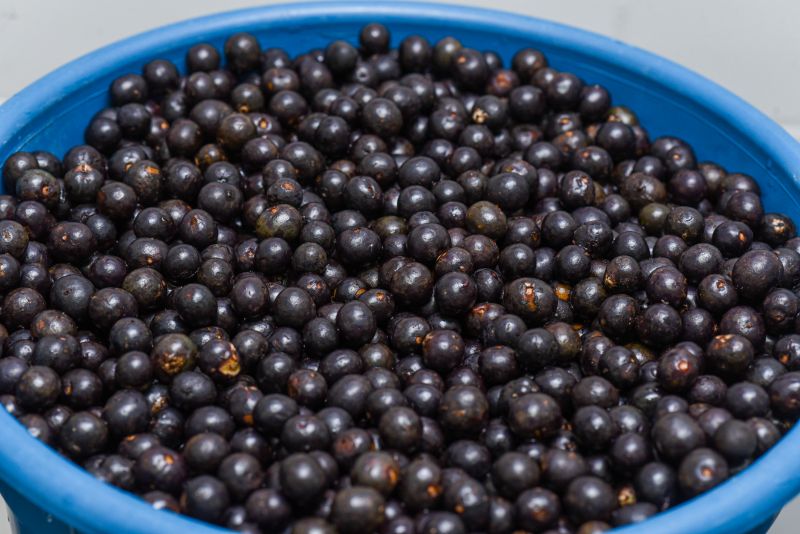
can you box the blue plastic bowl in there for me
[1,2,799,533]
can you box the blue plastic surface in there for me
[0,2,799,533]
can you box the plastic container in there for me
[0,2,799,533]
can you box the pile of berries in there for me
[0,21,799,534]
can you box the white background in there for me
[0,1,798,532]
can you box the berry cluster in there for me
[0,21,799,534]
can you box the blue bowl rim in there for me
[0,2,799,533]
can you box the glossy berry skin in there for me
[508,393,562,440]
[280,453,328,505]
[502,277,557,325]
[515,487,561,532]
[181,475,231,524]
[769,373,800,419]
[422,330,465,372]
[330,486,386,534]
[564,476,616,524]
[657,347,701,393]
[732,250,783,302]
[677,448,729,498]
[491,451,540,499]
[713,419,757,464]
[59,411,109,459]
[336,301,377,348]
[134,445,188,494]
[706,334,753,378]
[438,386,489,438]
[379,406,421,451]
[652,413,706,462]
[15,366,61,410]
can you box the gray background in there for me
[0,0,798,532]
